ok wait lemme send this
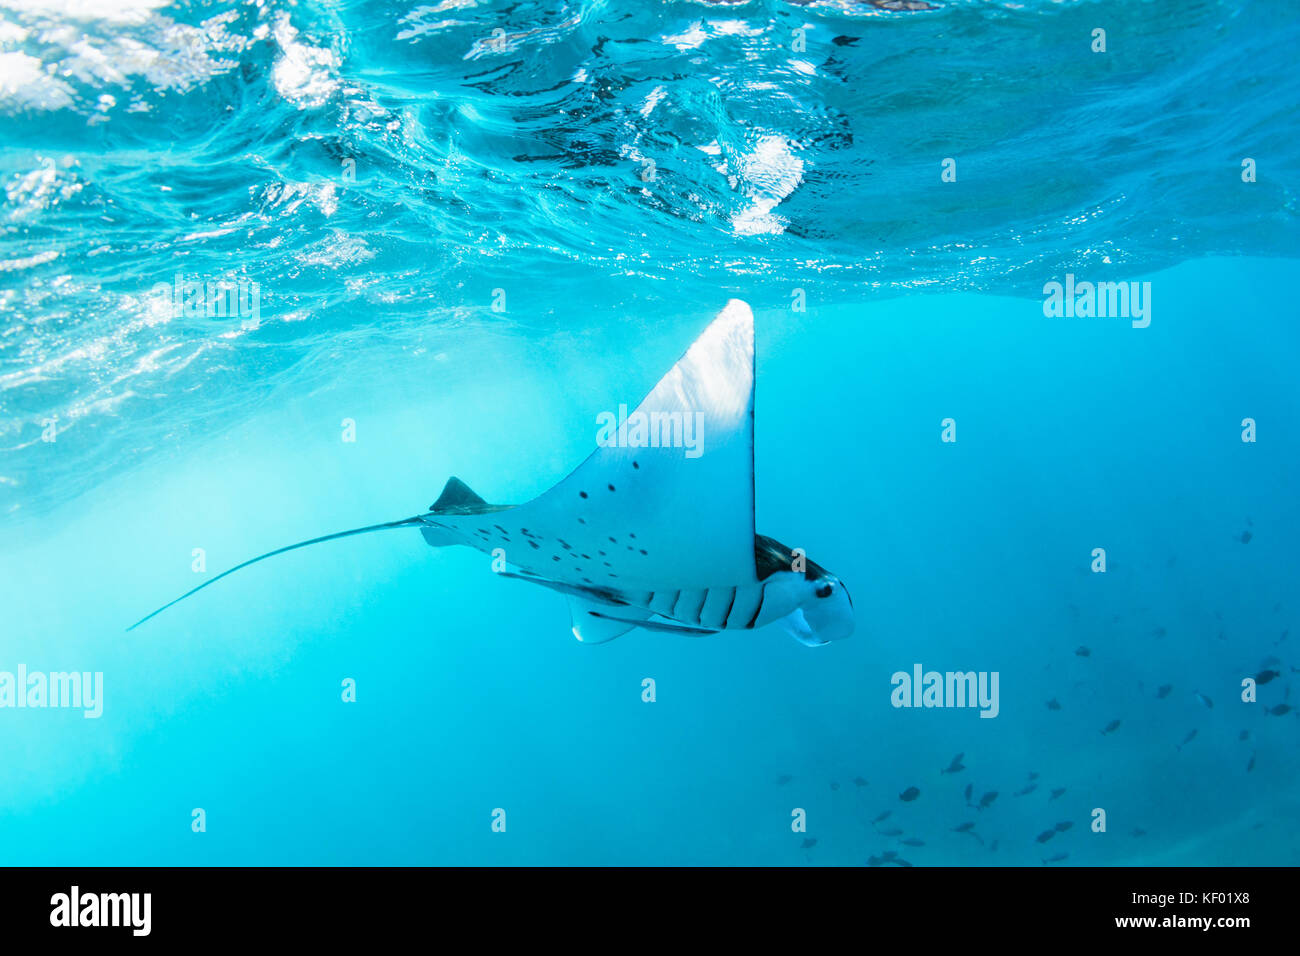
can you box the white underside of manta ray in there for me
[129,300,855,647]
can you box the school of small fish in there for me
[775,557,1295,865]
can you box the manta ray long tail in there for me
[126,515,427,631]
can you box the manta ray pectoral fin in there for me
[493,300,759,593]
[568,599,650,644]
[126,515,428,631]
[495,569,630,607]
[588,612,718,636]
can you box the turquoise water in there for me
[1,0,1298,865]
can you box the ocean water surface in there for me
[1,0,1297,865]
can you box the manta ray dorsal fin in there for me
[498,300,757,591]
[430,476,487,513]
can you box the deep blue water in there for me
[1,0,1298,866]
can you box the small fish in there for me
[800,837,817,849]
[879,827,904,837]
[1054,821,1073,832]
[866,855,883,867]
[1156,684,1173,699]
[989,839,999,852]
[899,786,921,802]
[775,774,793,785]
[1043,852,1069,864]
[1036,829,1056,843]
[1152,626,1167,638]
[1177,729,1198,750]
[1194,692,1213,709]
[830,781,840,791]
[872,810,892,825]
[880,850,898,861]
[1014,783,1038,797]
[940,753,965,774]
[1027,771,1039,781]
[978,791,998,810]
[1075,646,1091,657]
[853,776,869,788]
[1131,828,1146,837]
[952,821,975,833]
[891,858,914,868]
[1240,530,1253,544]
[963,784,973,804]
[1102,719,1121,735]
[1269,703,1293,716]
[901,837,925,847]
[1256,669,1280,685]
[1049,787,1066,801]
[1239,729,1250,741]
[1046,698,1062,711]
[1247,752,1256,772]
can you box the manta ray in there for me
[129,300,855,646]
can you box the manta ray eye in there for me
[816,584,833,598]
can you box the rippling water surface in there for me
[2,0,1297,514]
